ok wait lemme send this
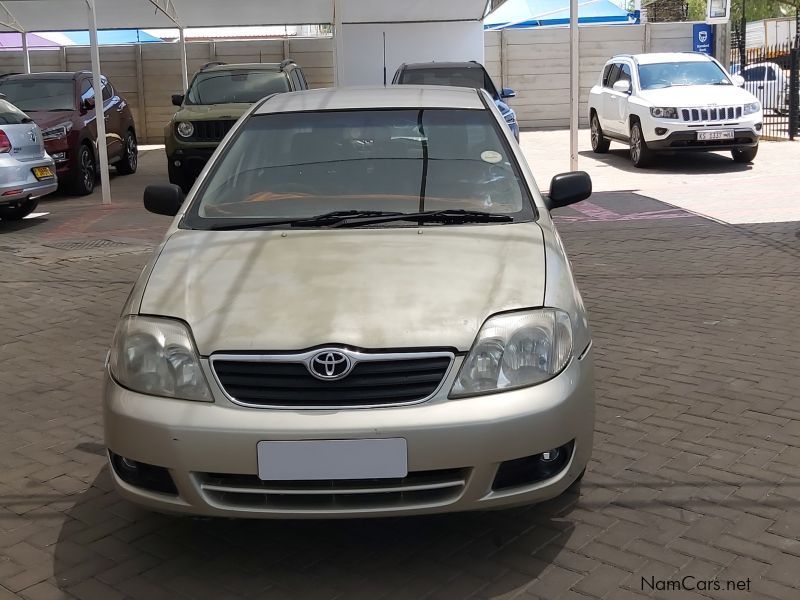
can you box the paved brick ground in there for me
[0,146,799,600]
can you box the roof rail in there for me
[200,61,227,71]
[279,59,296,69]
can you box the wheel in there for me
[116,129,138,175]
[167,160,193,194]
[629,121,654,168]
[68,144,96,196]
[0,197,38,221]
[732,145,758,163]
[590,113,610,153]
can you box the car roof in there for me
[256,85,486,114]
[0,71,86,80]
[627,52,714,65]
[203,62,285,73]
[400,62,484,71]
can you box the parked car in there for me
[392,61,520,140]
[588,52,763,167]
[731,62,794,114]
[165,60,308,192]
[0,97,57,220]
[105,85,595,519]
[0,72,138,195]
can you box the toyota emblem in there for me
[308,350,352,380]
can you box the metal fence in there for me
[730,36,800,140]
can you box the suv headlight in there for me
[108,316,212,401]
[743,102,761,115]
[504,112,517,125]
[650,107,678,119]
[450,309,573,397]
[176,121,194,138]
[41,122,73,140]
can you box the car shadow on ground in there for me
[580,148,755,175]
[52,466,579,598]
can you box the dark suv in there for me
[0,72,138,195]
[393,61,519,140]
[165,60,308,192]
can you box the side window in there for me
[295,68,308,89]
[289,69,301,91]
[101,78,113,101]
[605,64,621,88]
[618,63,632,83]
[766,66,777,81]
[80,79,94,103]
[601,64,613,87]
[743,66,765,82]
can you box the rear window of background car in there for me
[0,99,30,124]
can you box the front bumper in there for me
[0,155,58,205]
[103,348,595,519]
[167,146,217,179]
[645,126,760,151]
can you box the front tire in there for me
[68,144,96,196]
[630,121,654,168]
[732,145,758,163]
[116,130,138,175]
[0,198,38,221]
[590,113,610,153]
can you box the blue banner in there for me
[693,24,714,55]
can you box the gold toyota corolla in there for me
[104,86,595,518]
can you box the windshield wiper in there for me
[205,210,404,231]
[328,209,514,228]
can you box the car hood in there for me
[173,104,252,122]
[139,223,546,354]
[25,111,76,130]
[638,85,758,106]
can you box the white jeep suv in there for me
[588,52,763,167]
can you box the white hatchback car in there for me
[588,52,763,167]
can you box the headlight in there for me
[176,121,194,138]
[108,316,212,401]
[450,309,573,397]
[650,107,678,119]
[504,112,517,125]
[743,102,760,115]
[41,122,72,140]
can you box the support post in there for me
[333,0,343,86]
[569,0,579,171]
[739,0,746,74]
[179,28,189,91]
[22,32,30,73]
[135,44,148,144]
[87,0,111,205]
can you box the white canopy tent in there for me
[0,0,581,204]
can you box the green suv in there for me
[165,60,308,192]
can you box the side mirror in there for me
[144,184,185,217]
[500,87,516,99]
[731,74,745,87]
[546,171,592,210]
[171,93,185,107]
[612,80,631,94]
[82,97,96,111]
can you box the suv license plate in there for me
[697,130,734,141]
[257,438,408,481]
[32,166,54,180]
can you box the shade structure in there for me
[0,31,58,47]
[484,0,632,29]
[60,29,162,45]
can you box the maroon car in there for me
[0,71,138,195]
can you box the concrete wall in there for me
[0,23,698,138]
[0,38,333,143]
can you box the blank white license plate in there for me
[697,130,734,141]
[257,438,408,481]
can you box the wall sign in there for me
[693,23,714,55]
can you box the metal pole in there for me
[22,32,30,73]
[87,0,111,205]
[569,0,579,170]
[333,0,343,86]
[739,0,746,74]
[179,27,189,91]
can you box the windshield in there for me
[398,67,499,99]
[638,61,731,90]
[184,108,533,228]
[186,70,290,105]
[0,79,75,111]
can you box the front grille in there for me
[196,468,468,512]
[212,353,453,408]
[669,136,754,148]
[681,106,742,122]
[190,120,236,142]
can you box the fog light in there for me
[755,123,762,131]
[109,451,178,495]
[540,449,561,463]
[655,127,667,136]
[51,151,67,162]
[174,160,181,167]
[492,441,575,491]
